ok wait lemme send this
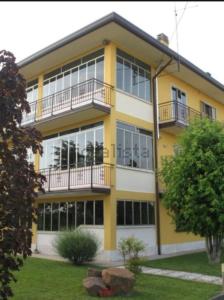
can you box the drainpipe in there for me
[152,57,173,255]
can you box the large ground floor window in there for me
[117,200,155,226]
[37,200,103,231]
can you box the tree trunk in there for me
[205,234,223,264]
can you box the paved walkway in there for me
[140,266,222,285]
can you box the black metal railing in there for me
[39,163,112,193]
[22,78,112,125]
[159,101,201,125]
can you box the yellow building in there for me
[18,13,224,261]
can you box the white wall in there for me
[35,225,157,261]
[161,240,205,254]
[36,226,104,256]
[116,166,155,193]
[117,226,157,256]
[116,91,153,122]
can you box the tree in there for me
[0,50,45,299]
[161,117,224,264]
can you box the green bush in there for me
[118,236,146,273]
[54,229,99,265]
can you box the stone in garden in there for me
[87,268,102,278]
[83,276,106,296]
[102,267,135,295]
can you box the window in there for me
[116,49,151,101]
[172,87,186,104]
[201,101,216,120]
[37,200,103,231]
[40,122,103,170]
[43,49,104,98]
[117,200,155,226]
[116,121,153,170]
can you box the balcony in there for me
[159,101,201,134]
[39,163,112,196]
[22,79,113,131]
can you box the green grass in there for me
[10,257,220,300]
[142,251,223,277]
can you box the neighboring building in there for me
[19,12,224,261]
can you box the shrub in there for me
[54,229,99,265]
[118,237,146,273]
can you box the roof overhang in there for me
[18,12,224,103]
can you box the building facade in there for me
[19,13,224,261]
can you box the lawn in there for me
[10,257,220,300]
[142,251,223,277]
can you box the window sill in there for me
[116,165,154,174]
[116,89,152,105]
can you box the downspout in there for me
[152,57,173,255]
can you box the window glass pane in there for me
[132,65,138,96]
[124,131,132,167]
[147,136,153,170]
[37,204,44,230]
[141,202,148,225]
[53,139,61,168]
[117,128,124,165]
[77,202,84,227]
[148,203,155,225]
[59,202,67,231]
[71,68,78,86]
[116,57,123,89]
[96,57,104,82]
[126,201,133,225]
[145,72,150,101]
[95,200,103,225]
[49,78,56,95]
[45,203,51,231]
[86,201,94,225]
[117,201,125,225]
[79,64,87,83]
[56,75,63,92]
[139,68,145,99]
[172,87,177,101]
[95,128,103,165]
[43,81,49,97]
[134,202,141,225]
[77,132,85,167]
[86,130,94,166]
[140,135,147,169]
[52,203,59,231]
[61,139,68,170]
[124,61,131,93]
[133,133,140,168]
[68,202,76,230]
[69,136,76,168]
[33,86,38,101]
[87,60,95,80]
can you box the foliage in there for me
[54,229,99,265]
[161,117,224,263]
[118,236,145,273]
[0,50,45,299]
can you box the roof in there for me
[18,12,224,92]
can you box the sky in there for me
[1,1,224,84]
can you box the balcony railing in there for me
[22,78,112,125]
[40,163,112,193]
[159,101,201,126]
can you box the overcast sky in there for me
[1,1,223,83]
